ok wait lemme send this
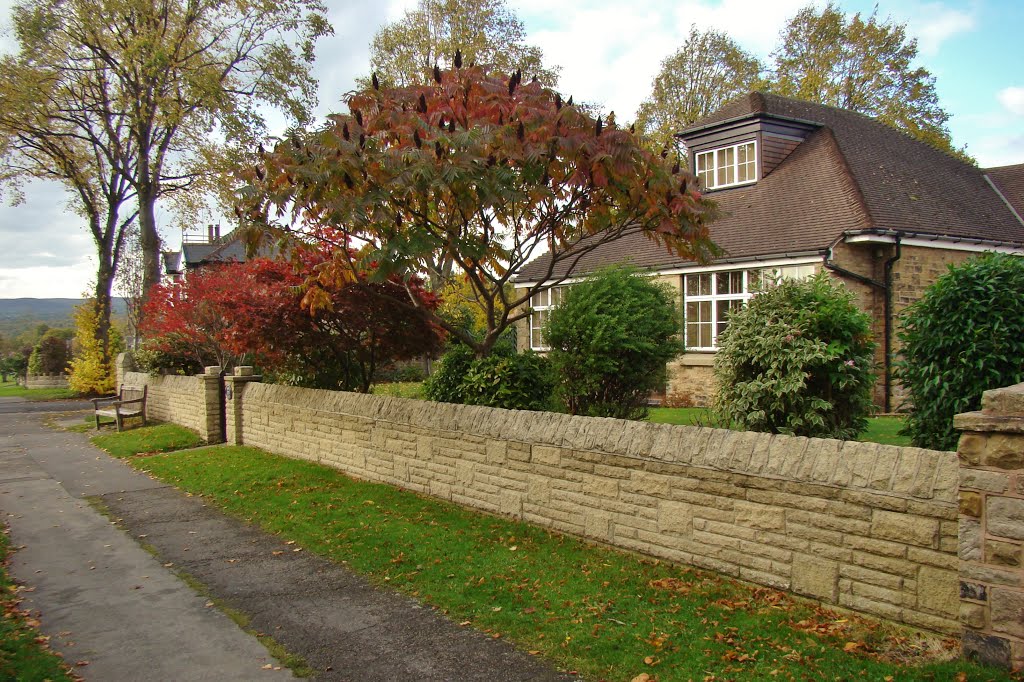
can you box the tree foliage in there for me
[27,333,70,375]
[713,272,876,439]
[636,26,764,157]
[544,266,682,420]
[897,254,1024,451]
[369,0,557,89]
[423,342,553,411]
[139,255,445,391]
[243,65,717,358]
[68,300,124,395]
[6,0,332,298]
[770,2,968,160]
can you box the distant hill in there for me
[0,298,128,340]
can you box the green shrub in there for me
[713,272,876,439]
[897,253,1024,451]
[544,266,682,420]
[460,351,554,411]
[424,342,553,411]
[67,303,124,395]
[423,343,476,403]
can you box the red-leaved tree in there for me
[240,64,718,357]
[140,252,445,391]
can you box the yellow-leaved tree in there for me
[68,300,123,396]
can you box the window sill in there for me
[671,352,716,367]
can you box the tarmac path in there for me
[0,400,572,681]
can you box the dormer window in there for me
[695,141,757,190]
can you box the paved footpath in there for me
[0,400,573,682]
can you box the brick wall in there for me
[225,380,959,633]
[123,369,222,443]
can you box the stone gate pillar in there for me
[956,382,1024,668]
[224,366,261,446]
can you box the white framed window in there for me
[695,141,757,190]
[684,265,815,350]
[529,285,567,351]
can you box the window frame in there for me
[683,264,817,351]
[695,140,758,190]
[528,285,567,351]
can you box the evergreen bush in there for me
[897,253,1024,451]
[544,266,682,420]
[713,272,876,439]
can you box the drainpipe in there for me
[882,235,902,413]
[823,234,902,413]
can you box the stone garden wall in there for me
[221,375,960,634]
[25,373,68,389]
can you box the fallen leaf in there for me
[262,663,273,669]
[843,641,862,653]
[630,674,652,682]
[272,551,284,556]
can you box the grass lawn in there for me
[647,408,913,448]
[0,381,79,402]
[370,381,426,400]
[0,527,74,682]
[104,439,1007,681]
[90,422,204,458]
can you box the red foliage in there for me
[140,250,445,390]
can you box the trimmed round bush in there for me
[897,253,1024,451]
[713,272,876,439]
[424,342,554,411]
[423,343,476,403]
[544,266,682,420]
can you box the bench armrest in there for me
[91,395,119,408]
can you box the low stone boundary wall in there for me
[25,373,68,389]
[124,370,221,443]
[225,378,960,634]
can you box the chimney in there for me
[207,224,215,242]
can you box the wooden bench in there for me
[92,385,148,432]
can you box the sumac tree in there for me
[241,64,717,358]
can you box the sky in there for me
[0,0,1020,299]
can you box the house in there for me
[514,92,1024,411]
[162,224,276,282]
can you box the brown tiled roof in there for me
[986,163,1024,220]
[517,93,1024,283]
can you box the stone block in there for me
[961,581,988,602]
[582,476,618,499]
[985,434,1024,469]
[734,501,786,531]
[988,497,1024,540]
[987,539,1022,568]
[991,587,1024,638]
[456,461,474,484]
[532,445,562,467]
[486,440,507,464]
[963,631,1011,669]
[959,491,983,518]
[870,510,938,548]
[792,557,839,602]
[960,602,987,629]
[961,469,1010,494]
[500,491,523,517]
[960,516,983,561]
[917,566,958,618]
[958,433,988,466]
[584,512,612,541]
[658,501,693,535]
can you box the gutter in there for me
[823,234,902,413]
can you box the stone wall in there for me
[25,373,68,389]
[123,369,223,443]
[955,383,1024,668]
[225,380,959,633]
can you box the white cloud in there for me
[997,86,1024,116]
[906,3,976,56]
[971,133,1024,169]
[0,260,96,298]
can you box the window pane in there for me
[747,269,763,291]
[717,147,735,186]
[531,327,542,348]
[686,273,711,296]
[700,323,712,348]
[716,299,743,339]
[716,271,743,295]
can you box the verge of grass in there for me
[90,422,203,458]
[84,496,312,677]
[0,381,80,402]
[0,526,75,682]
[119,443,1008,682]
[647,407,912,447]
[370,381,425,400]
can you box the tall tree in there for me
[0,28,138,364]
[636,26,764,158]
[770,2,969,160]
[369,0,558,88]
[10,0,333,299]
[242,65,718,358]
